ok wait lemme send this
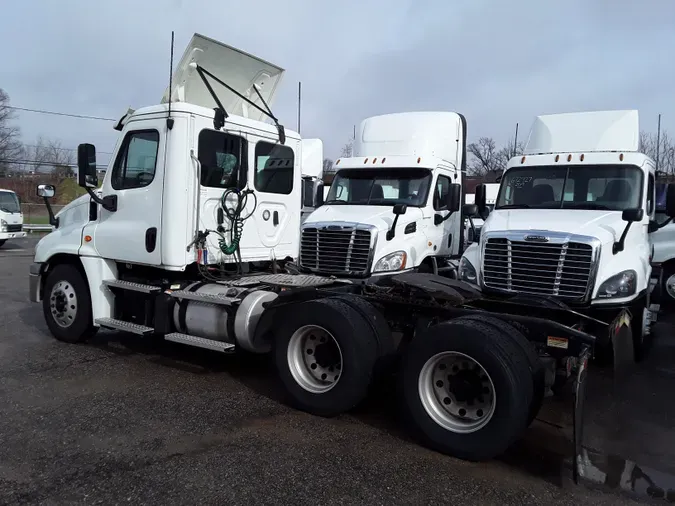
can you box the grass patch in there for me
[24,215,51,225]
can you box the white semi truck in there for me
[301,111,467,278]
[460,110,675,364]
[27,33,606,473]
[0,188,26,247]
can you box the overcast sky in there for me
[1,0,673,166]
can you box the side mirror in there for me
[393,203,408,215]
[475,184,487,214]
[77,143,98,189]
[622,208,644,222]
[462,203,478,217]
[666,183,675,218]
[445,183,461,212]
[36,184,56,199]
[315,184,324,207]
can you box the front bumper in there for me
[0,231,27,240]
[29,262,43,303]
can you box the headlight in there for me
[458,256,477,283]
[373,251,407,273]
[597,270,636,299]
[0,219,6,232]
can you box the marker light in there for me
[555,155,560,162]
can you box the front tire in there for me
[0,239,6,248]
[399,317,534,461]
[42,263,98,343]
[274,298,379,417]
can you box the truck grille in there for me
[482,238,594,299]
[6,224,22,233]
[300,226,373,275]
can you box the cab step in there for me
[169,290,239,305]
[103,279,161,293]
[164,333,235,353]
[95,317,154,336]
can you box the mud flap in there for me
[611,310,635,376]
[573,346,590,484]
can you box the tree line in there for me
[323,129,675,178]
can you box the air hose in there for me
[216,187,257,256]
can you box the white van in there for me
[0,188,26,247]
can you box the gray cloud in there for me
[1,0,673,163]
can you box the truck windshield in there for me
[0,191,20,213]
[326,168,432,207]
[495,164,643,211]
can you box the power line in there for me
[0,158,108,169]
[6,105,117,122]
[22,143,113,156]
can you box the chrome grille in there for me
[300,226,373,275]
[482,238,594,299]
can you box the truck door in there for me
[241,136,299,258]
[92,121,165,265]
[433,171,461,257]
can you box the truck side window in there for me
[647,173,655,214]
[111,130,160,191]
[198,130,247,189]
[255,142,294,195]
[434,175,452,210]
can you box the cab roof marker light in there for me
[372,158,377,164]
[620,153,624,161]
[335,159,340,165]
[364,158,369,164]
[417,157,421,164]
[521,156,526,164]
[567,154,572,162]
[382,157,386,163]
[555,155,560,162]
[580,154,585,161]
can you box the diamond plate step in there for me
[103,279,161,293]
[170,290,238,305]
[164,333,235,352]
[95,317,154,335]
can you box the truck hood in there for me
[305,205,424,233]
[484,209,627,244]
[55,191,98,218]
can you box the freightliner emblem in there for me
[524,234,549,242]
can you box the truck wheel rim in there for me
[666,274,675,300]
[50,281,78,328]
[418,351,496,434]
[287,325,343,394]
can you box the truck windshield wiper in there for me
[323,200,346,204]
[497,204,530,209]
[0,206,13,213]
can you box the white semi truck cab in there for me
[300,111,467,279]
[0,188,26,247]
[460,110,675,360]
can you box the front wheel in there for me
[399,317,534,461]
[42,263,98,343]
[0,239,6,248]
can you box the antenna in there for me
[297,81,301,133]
[167,31,175,130]
[512,122,519,157]
[655,113,662,172]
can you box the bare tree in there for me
[640,130,675,175]
[0,88,23,175]
[23,137,75,176]
[467,137,501,176]
[322,158,334,174]
[340,139,353,158]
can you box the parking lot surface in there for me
[1,237,671,505]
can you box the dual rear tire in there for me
[274,298,540,461]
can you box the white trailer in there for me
[27,34,602,472]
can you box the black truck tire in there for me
[0,239,6,248]
[455,314,545,427]
[42,263,98,344]
[399,317,534,461]
[274,297,379,417]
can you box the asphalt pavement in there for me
[0,236,670,505]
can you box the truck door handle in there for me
[273,211,279,226]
